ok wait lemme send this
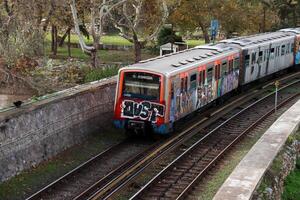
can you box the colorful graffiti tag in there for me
[121,100,165,123]
[169,69,239,122]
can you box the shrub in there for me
[84,65,120,82]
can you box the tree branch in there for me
[70,0,95,53]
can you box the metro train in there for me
[113,28,300,135]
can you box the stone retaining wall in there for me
[0,77,117,182]
[252,131,300,200]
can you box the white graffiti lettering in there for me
[121,100,165,123]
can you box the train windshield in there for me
[122,72,161,101]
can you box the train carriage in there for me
[114,27,300,136]
[279,28,300,66]
[114,45,240,135]
[220,31,296,85]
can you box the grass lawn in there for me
[186,39,206,47]
[45,44,156,64]
[45,32,205,48]
[45,33,133,46]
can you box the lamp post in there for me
[275,80,279,113]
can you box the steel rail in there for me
[25,141,125,200]
[26,71,300,200]
[130,80,300,200]
[175,93,299,200]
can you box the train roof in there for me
[220,31,294,48]
[279,27,300,34]
[122,44,239,76]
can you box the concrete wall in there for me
[0,77,117,182]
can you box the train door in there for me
[263,48,269,76]
[274,43,281,72]
[257,48,263,79]
[197,66,206,108]
[249,49,258,82]
[169,75,183,122]
[214,61,221,98]
[294,35,300,65]
[206,64,214,102]
[268,45,276,74]
[220,59,228,96]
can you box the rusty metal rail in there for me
[130,80,300,200]
[25,139,156,200]
[25,71,300,200]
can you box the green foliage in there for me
[186,40,205,47]
[84,65,120,82]
[282,158,300,200]
[157,27,183,46]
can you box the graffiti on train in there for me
[121,100,165,122]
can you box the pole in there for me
[275,81,279,112]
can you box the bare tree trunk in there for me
[91,38,100,67]
[51,25,58,56]
[51,25,55,52]
[133,35,142,63]
[68,29,71,57]
[59,26,72,47]
[43,0,55,31]
[199,21,210,43]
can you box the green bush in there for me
[84,65,120,82]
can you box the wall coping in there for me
[0,76,117,122]
[213,99,300,200]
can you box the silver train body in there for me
[113,28,300,135]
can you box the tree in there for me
[273,0,299,28]
[0,0,47,64]
[109,0,169,62]
[70,0,127,68]
[157,26,183,46]
[169,0,215,43]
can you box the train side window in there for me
[276,46,280,57]
[207,68,213,83]
[229,60,233,73]
[266,49,269,60]
[222,61,227,76]
[270,48,275,59]
[245,54,250,67]
[291,43,294,52]
[202,70,206,85]
[214,65,218,80]
[171,83,174,99]
[214,64,221,80]
[199,71,202,85]
[259,51,263,62]
[190,74,197,89]
[184,77,188,92]
[199,70,205,85]
[180,78,184,92]
[281,45,285,56]
[286,44,290,54]
[251,52,256,65]
[234,58,239,70]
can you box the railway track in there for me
[130,80,300,200]
[25,139,157,200]
[26,71,300,200]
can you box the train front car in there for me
[114,69,168,135]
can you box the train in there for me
[113,27,300,135]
